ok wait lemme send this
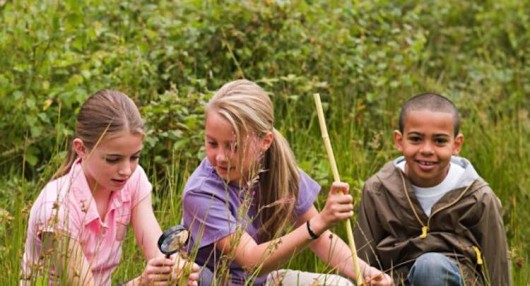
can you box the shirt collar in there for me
[68,158,130,225]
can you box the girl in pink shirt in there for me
[22,90,199,286]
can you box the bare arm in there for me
[304,207,392,285]
[36,231,96,286]
[131,193,163,259]
[126,193,200,286]
[303,206,363,279]
[215,182,353,276]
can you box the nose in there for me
[216,149,227,163]
[420,141,434,155]
[118,160,132,177]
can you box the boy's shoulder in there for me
[362,161,400,194]
[367,160,398,181]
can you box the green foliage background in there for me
[1,0,529,284]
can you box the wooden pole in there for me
[313,93,363,286]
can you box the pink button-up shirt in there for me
[22,160,151,285]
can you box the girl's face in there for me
[75,131,143,193]
[393,109,463,187]
[205,110,272,184]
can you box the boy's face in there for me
[393,109,463,187]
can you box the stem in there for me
[313,93,363,286]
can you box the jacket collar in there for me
[388,156,481,190]
[376,156,487,214]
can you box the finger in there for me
[383,275,394,286]
[336,194,353,203]
[190,263,200,272]
[336,200,354,211]
[367,273,390,286]
[330,204,353,216]
[149,257,175,267]
[151,282,175,286]
[330,182,349,195]
[158,263,175,272]
[326,195,353,208]
[146,273,172,282]
[147,266,173,277]
[341,210,354,219]
[188,271,200,281]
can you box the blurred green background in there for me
[1,0,528,284]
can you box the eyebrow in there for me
[105,150,143,157]
[205,135,236,143]
[406,131,450,137]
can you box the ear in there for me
[453,133,464,155]
[393,130,404,152]
[260,131,274,152]
[73,138,87,158]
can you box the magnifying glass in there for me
[157,224,190,258]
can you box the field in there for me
[1,0,529,285]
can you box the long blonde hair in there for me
[207,79,300,241]
[53,89,144,179]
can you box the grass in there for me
[1,1,529,284]
[1,94,529,285]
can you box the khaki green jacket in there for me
[354,157,510,285]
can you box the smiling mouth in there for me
[416,160,437,166]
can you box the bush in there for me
[1,0,529,284]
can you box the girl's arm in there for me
[36,231,96,286]
[302,207,392,285]
[215,182,353,276]
[129,193,200,286]
[130,193,163,259]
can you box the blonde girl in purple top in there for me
[183,80,392,285]
[22,90,200,285]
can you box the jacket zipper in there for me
[399,172,484,265]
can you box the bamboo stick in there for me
[313,93,363,286]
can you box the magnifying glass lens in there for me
[158,225,190,257]
[162,231,189,252]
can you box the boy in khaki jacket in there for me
[354,93,510,285]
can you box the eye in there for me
[435,138,449,145]
[207,140,218,148]
[407,135,422,143]
[105,157,121,164]
[131,154,141,161]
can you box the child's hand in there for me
[172,254,200,286]
[187,263,200,286]
[319,182,353,228]
[363,266,394,286]
[140,256,174,285]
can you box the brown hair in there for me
[207,80,300,241]
[52,89,144,179]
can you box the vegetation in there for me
[1,0,528,284]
